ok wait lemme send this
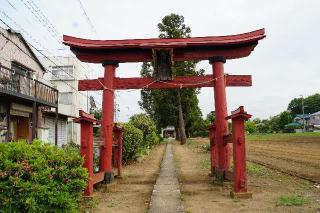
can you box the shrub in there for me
[129,113,160,147]
[0,140,87,212]
[129,113,156,136]
[145,131,160,147]
[245,121,257,134]
[121,123,144,162]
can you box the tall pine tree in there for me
[138,14,204,144]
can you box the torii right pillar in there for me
[209,56,230,184]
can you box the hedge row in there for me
[0,114,161,211]
[0,140,87,212]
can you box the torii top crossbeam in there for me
[63,29,265,63]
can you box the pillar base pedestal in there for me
[213,169,225,186]
[230,191,252,199]
[104,172,114,184]
[209,168,216,177]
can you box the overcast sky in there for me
[1,0,319,122]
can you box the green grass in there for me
[198,143,210,152]
[180,194,185,201]
[232,198,241,203]
[246,162,269,176]
[186,138,197,146]
[276,194,310,206]
[107,202,115,208]
[199,158,211,170]
[184,209,192,213]
[247,132,320,141]
[81,197,99,212]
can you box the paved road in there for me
[148,143,184,213]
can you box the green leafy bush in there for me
[145,132,160,147]
[245,121,257,134]
[129,113,160,148]
[0,140,87,212]
[121,123,144,162]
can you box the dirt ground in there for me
[247,138,320,183]
[83,143,166,213]
[173,138,320,213]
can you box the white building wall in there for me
[43,116,67,147]
[41,56,88,145]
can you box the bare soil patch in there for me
[83,143,166,213]
[173,138,320,213]
[247,139,320,183]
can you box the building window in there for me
[11,62,32,95]
[11,62,31,76]
[59,92,72,105]
[52,65,74,80]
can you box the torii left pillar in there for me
[209,56,230,184]
[100,60,118,183]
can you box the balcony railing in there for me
[0,65,58,107]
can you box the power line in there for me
[0,28,74,89]
[28,0,60,37]
[0,12,79,81]
[76,0,97,34]
[5,0,17,10]
[0,20,101,106]
[0,10,72,75]
[13,1,101,79]
[0,16,130,98]
[2,1,103,108]
[11,2,102,86]
[0,16,11,29]
[0,9,102,105]
[19,0,59,39]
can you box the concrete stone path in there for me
[148,143,184,213]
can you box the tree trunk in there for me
[177,90,187,145]
[175,126,180,141]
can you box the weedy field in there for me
[246,133,320,183]
[174,137,320,212]
[82,135,320,213]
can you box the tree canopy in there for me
[287,93,320,115]
[139,14,204,139]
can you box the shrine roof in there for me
[63,28,265,63]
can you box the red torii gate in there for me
[63,28,265,197]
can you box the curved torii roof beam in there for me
[63,29,265,63]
